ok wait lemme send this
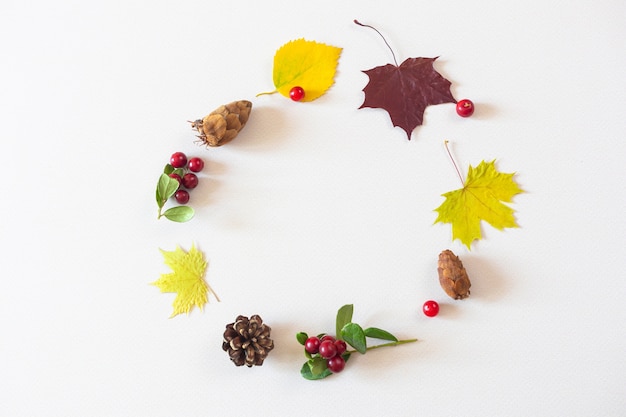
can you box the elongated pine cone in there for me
[437,250,471,300]
[191,100,252,147]
[222,314,274,367]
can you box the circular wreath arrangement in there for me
[151,20,523,380]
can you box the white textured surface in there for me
[1,0,625,415]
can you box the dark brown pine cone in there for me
[222,314,274,367]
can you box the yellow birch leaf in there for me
[434,160,523,250]
[259,39,342,102]
[151,244,219,318]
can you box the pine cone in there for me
[222,314,274,367]
[190,100,252,147]
[437,250,471,300]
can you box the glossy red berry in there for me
[320,335,336,343]
[174,189,190,204]
[187,157,204,173]
[318,340,338,359]
[169,173,182,187]
[327,355,346,373]
[334,340,347,355]
[170,152,187,168]
[182,173,198,189]
[304,336,321,354]
[289,86,305,101]
[423,300,440,317]
[456,99,474,117]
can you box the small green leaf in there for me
[163,164,174,175]
[363,327,398,342]
[156,187,162,208]
[173,168,185,177]
[300,357,331,380]
[341,322,367,354]
[310,356,328,375]
[296,332,308,345]
[163,206,194,222]
[336,304,353,340]
[157,173,179,204]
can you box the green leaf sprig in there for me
[156,165,194,222]
[296,304,417,380]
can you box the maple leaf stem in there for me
[444,140,465,186]
[207,284,220,302]
[354,19,398,67]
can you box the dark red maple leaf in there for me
[359,57,456,140]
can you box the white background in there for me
[1,0,625,416]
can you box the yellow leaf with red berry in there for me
[258,39,342,102]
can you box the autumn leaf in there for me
[355,20,456,139]
[360,57,455,139]
[258,39,342,102]
[434,160,523,249]
[152,244,219,318]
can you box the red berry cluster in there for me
[167,152,204,204]
[304,335,347,373]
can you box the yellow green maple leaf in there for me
[258,38,342,102]
[152,244,219,318]
[434,160,523,249]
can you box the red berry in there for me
[170,152,187,168]
[318,340,338,359]
[456,99,474,117]
[188,157,204,173]
[182,173,198,189]
[289,86,305,101]
[320,335,336,343]
[334,340,347,355]
[174,189,190,204]
[304,336,321,354]
[169,173,182,187]
[423,300,440,317]
[327,355,346,373]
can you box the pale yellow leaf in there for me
[152,244,219,317]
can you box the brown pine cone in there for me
[222,314,274,367]
[437,250,471,300]
[190,100,252,147]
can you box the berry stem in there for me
[444,140,465,186]
[347,338,418,354]
[354,19,398,67]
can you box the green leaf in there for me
[363,327,398,342]
[173,168,185,177]
[156,187,162,207]
[300,353,351,380]
[157,173,179,207]
[300,357,332,380]
[336,304,353,340]
[296,332,308,345]
[341,322,367,354]
[163,206,194,222]
[163,164,174,175]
